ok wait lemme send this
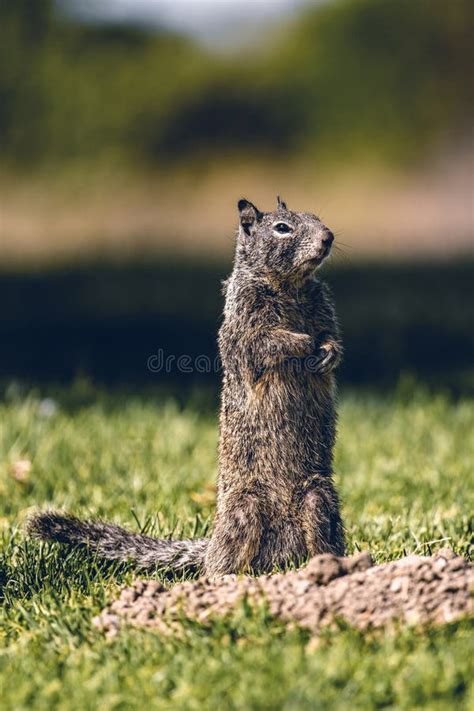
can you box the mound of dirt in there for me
[94,548,473,637]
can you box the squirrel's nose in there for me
[322,230,334,246]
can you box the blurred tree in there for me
[0,0,54,161]
[271,0,474,163]
[0,0,472,169]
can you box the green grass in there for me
[0,382,473,710]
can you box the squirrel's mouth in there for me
[305,244,332,269]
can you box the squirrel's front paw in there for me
[313,341,342,374]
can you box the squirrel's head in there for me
[236,197,334,283]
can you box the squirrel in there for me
[27,197,345,576]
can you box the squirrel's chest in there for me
[280,295,317,331]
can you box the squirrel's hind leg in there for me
[204,494,261,576]
[301,478,345,557]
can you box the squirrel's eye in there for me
[274,223,292,234]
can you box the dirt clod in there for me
[94,549,473,637]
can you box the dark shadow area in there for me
[0,258,472,393]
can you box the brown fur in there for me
[27,197,345,576]
[205,198,344,575]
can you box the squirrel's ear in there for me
[277,195,287,210]
[238,199,263,236]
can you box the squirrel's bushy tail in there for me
[26,511,208,572]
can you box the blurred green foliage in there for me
[0,0,472,169]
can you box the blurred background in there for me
[0,0,473,392]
